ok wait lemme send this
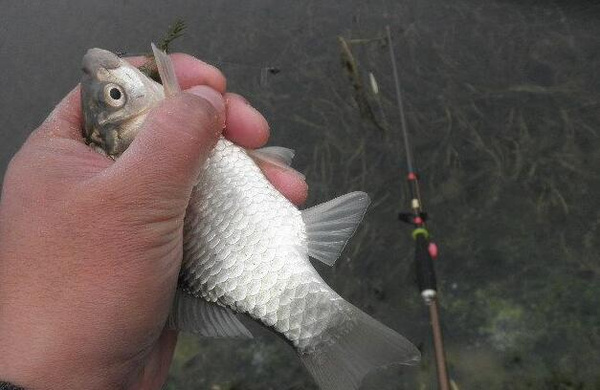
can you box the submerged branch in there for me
[338,36,386,132]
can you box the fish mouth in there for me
[81,48,122,76]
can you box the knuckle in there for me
[153,94,220,143]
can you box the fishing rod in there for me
[385,25,451,390]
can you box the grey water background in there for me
[2,1,600,389]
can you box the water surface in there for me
[1,1,599,388]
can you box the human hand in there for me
[0,54,307,390]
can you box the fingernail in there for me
[187,85,225,114]
[284,166,305,181]
[228,92,249,105]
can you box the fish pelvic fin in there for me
[299,302,420,390]
[302,191,370,266]
[151,42,181,97]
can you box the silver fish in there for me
[80,44,420,389]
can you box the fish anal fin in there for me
[168,288,252,339]
[301,191,370,266]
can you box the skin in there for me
[0,54,307,389]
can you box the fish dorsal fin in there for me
[167,288,253,339]
[151,42,181,97]
[301,191,371,266]
[247,146,295,169]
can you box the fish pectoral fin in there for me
[247,146,296,169]
[167,288,253,339]
[301,191,371,266]
[151,42,181,97]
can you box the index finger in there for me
[126,53,226,93]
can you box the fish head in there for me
[81,48,164,156]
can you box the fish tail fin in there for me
[299,303,420,390]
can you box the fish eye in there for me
[109,87,121,100]
[103,84,126,107]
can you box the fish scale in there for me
[180,138,343,350]
[80,45,420,390]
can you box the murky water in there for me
[2,1,599,388]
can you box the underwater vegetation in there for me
[163,0,600,389]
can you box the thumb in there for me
[107,86,225,203]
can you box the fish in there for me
[80,44,420,390]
